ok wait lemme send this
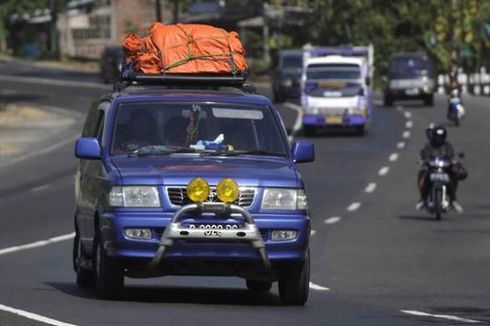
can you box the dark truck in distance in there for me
[271,49,303,102]
[384,53,435,107]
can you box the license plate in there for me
[430,173,450,182]
[405,88,419,95]
[325,115,343,124]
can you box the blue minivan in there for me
[73,73,314,305]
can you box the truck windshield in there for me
[389,56,431,78]
[282,55,302,69]
[111,102,288,156]
[306,63,361,80]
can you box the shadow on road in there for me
[398,214,446,222]
[0,93,45,105]
[47,282,282,306]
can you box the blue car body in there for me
[74,82,314,303]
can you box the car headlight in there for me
[109,186,160,207]
[281,79,293,87]
[261,188,308,210]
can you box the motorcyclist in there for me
[416,125,464,212]
[447,71,462,118]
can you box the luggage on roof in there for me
[122,22,248,75]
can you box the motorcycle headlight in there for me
[109,186,160,207]
[261,188,308,210]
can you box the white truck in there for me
[300,46,374,136]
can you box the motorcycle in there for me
[424,156,452,220]
[447,90,465,126]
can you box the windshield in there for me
[282,55,303,69]
[306,63,361,80]
[389,56,432,78]
[111,102,288,156]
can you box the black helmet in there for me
[430,126,447,147]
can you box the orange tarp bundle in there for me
[122,22,248,74]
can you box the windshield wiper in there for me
[203,149,287,157]
[129,146,196,157]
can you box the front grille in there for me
[166,187,256,208]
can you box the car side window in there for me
[95,111,104,142]
[81,102,99,137]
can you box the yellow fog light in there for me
[187,177,210,202]
[216,178,240,203]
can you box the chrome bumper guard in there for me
[148,202,271,270]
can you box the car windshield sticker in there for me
[212,108,264,120]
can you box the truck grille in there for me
[166,187,256,208]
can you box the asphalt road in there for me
[0,60,489,325]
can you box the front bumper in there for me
[302,113,367,127]
[100,205,310,264]
[386,87,433,99]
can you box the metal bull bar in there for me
[148,202,271,270]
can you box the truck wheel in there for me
[303,126,316,137]
[424,95,434,106]
[246,279,272,292]
[279,250,310,306]
[73,226,94,288]
[355,125,366,136]
[384,95,393,107]
[94,234,124,300]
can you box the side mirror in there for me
[365,77,371,86]
[75,137,101,160]
[291,141,315,163]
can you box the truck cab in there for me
[301,46,374,136]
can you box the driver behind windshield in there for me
[114,110,160,152]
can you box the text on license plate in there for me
[430,173,450,182]
[325,115,343,124]
[405,88,419,95]
[187,224,241,230]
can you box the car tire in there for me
[278,250,310,306]
[73,226,95,288]
[424,95,434,106]
[303,125,316,137]
[246,279,272,292]
[355,125,366,136]
[384,95,393,107]
[94,233,124,300]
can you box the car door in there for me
[78,101,109,241]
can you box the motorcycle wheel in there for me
[434,188,443,220]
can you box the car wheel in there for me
[246,279,272,292]
[278,250,310,306]
[73,226,94,288]
[303,125,316,137]
[384,95,393,107]
[355,125,366,136]
[424,95,434,106]
[94,233,124,300]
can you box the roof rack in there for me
[121,71,247,86]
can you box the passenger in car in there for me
[114,110,160,152]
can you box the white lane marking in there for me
[0,303,77,326]
[347,202,361,212]
[402,131,411,139]
[283,102,303,142]
[404,111,412,119]
[0,233,75,256]
[0,74,109,90]
[0,134,79,169]
[396,106,403,111]
[310,230,317,236]
[397,141,406,149]
[388,153,399,162]
[400,310,483,324]
[309,282,330,291]
[364,182,377,193]
[324,216,341,225]
[30,184,52,193]
[373,99,383,106]
[405,120,413,129]
[379,166,390,176]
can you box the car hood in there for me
[110,155,300,188]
